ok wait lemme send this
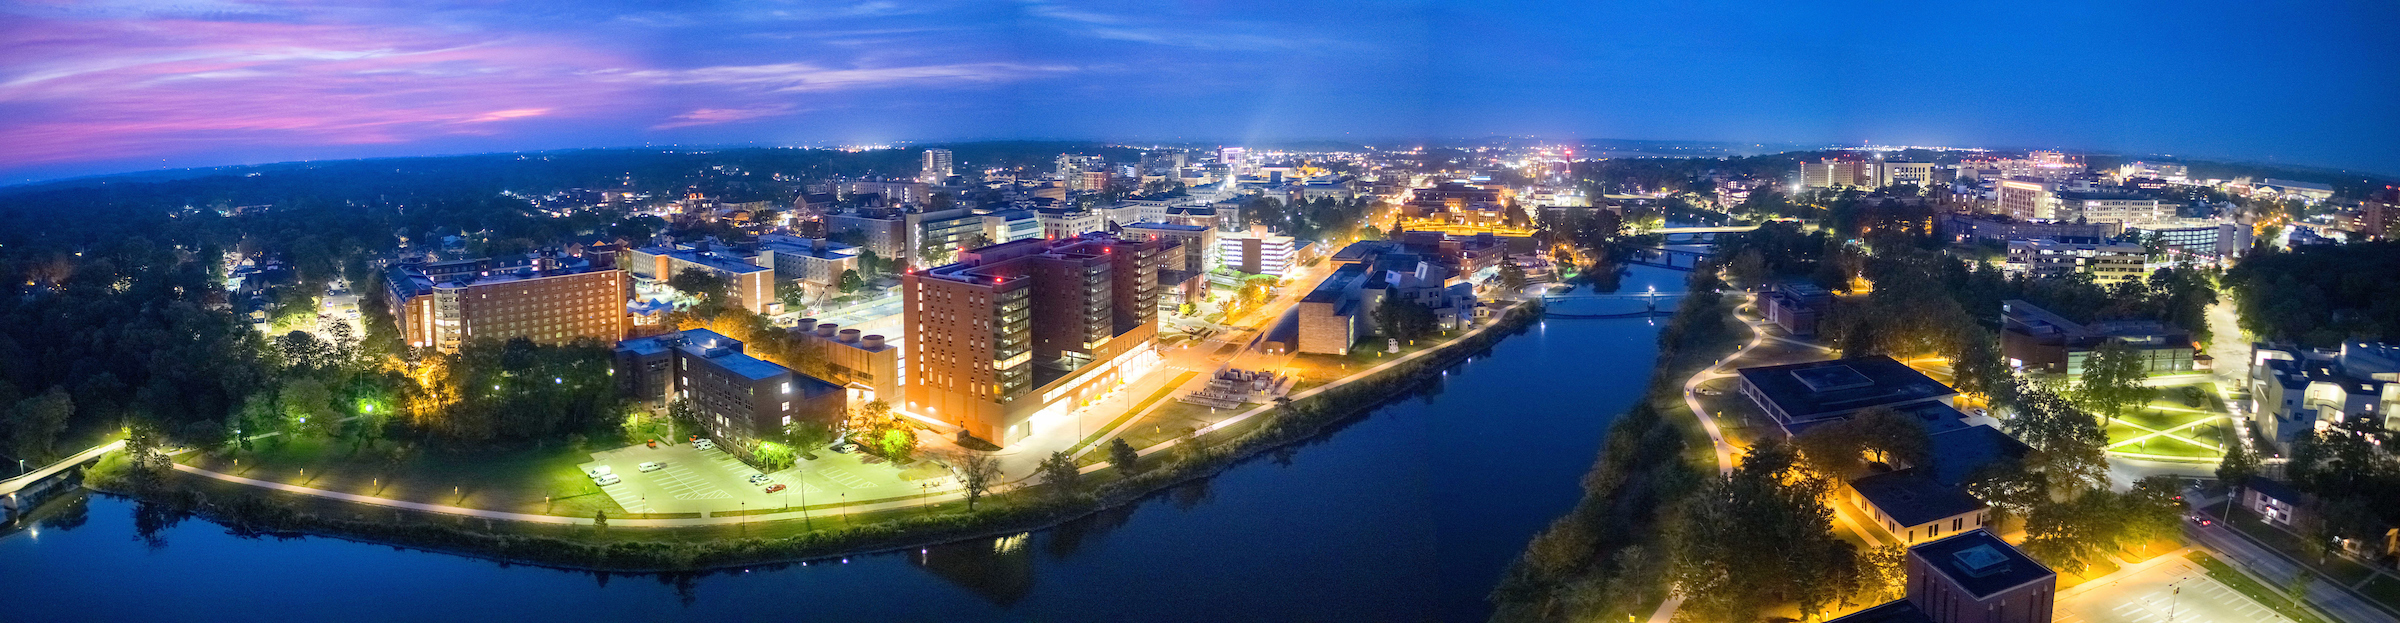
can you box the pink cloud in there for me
[0,15,638,166]
[651,105,797,130]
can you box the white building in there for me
[920,149,953,183]
[1219,231,1297,277]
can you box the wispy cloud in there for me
[651,105,798,130]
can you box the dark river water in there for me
[0,266,1689,623]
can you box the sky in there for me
[2,0,2398,183]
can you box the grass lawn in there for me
[2186,550,2333,623]
[2361,575,2400,613]
[1065,370,1199,457]
[182,436,629,518]
[2226,505,2382,588]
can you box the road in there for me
[2190,496,2400,623]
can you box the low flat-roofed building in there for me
[1297,263,1377,355]
[1848,425,2030,544]
[1903,530,2056,623]
[1737,356,1960,435]
[1999,300,2194,376]
[1939,213,2120,243]
[1758,282,1832,336]
[789,319,901,405]
[1831,530,2056,623]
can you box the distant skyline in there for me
[3,0,2397,183]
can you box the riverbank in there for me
[86,301,1549,573]
[1489,278,1749,622]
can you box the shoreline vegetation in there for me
[1489,265,1739,622]
[82,302,1547,574]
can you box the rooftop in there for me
[1912,530,2055,600]
[637,246,773,274]
[1852,469,1985,527]
[1737,356,1957,421]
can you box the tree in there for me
[2003,384,2111,498]
[1496,259,1527,293]
[1845,406,1933,468]
[667,267,731,305]
[751,440,795,471]
[2216,443,2260,490]
[6,387,74,462]
[1106,438,1142,474]
[1038,450,1082,497]
[593,510,608,531]
[2077,341,2156,424]
[1374,297,1439,342]
[1728,248,1768,289]
[952,452,1002,511]
[877,427,918,463]
[837,269,864,294]
[278,377,339,438]
[1668,439,1863,621]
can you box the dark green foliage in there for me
[1105,438,1141,474]
[2224,241,2400,346]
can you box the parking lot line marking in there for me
[819,467,873,489]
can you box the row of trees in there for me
[2224,241,2400,347]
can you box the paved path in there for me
[0,439,126,497]
[1680,307,1761,477]
[172,461,966,528]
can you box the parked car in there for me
[747,474,770,485]
[638,462,663,473]
[829,442,855,454]
[1971,407,1990,418]
[695,439,716,451]
[765,484,786,494]
[592,472,620,486]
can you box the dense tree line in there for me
[2223,241,2400,346]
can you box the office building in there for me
[2122,220,2249,263]
[1219,231,1300,277]
[613,329,846,452]
[2000,300,2194,376]
[1296,245,1478,355]
[1403,182,1507,220]
[626,242,779,315]
[1037,207,1107,240]
[2248,341,2400,449]
[1995,178,2056,220]
[1938,214,2119,243]
[980,209,1041,245]
[2361,187,2400,240]
[386,253,627,353]
[920,148,953,183]
[2001,238,2146,284]
[2052,191,2160,223]
[825,207,909,260]
[903,234,1164,444]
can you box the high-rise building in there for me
[386,254,627,353]
[2361,187,2400,240]
[613,329,846,450]
[902,234,1163,444]
[920,148,953,183]
[1995,178,2057,220]
[1217,147,1246,175]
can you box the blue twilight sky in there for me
[2,0,2396,183]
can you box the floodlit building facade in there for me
[387,254,627,353]
[903,234,1164,444]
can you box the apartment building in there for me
[1995,178,2057,220]
[386,253,627,353]
[626,242,779,315]
[902,234,1163,444]
[613,328,846,450]
[2052,191,2161,223]
[2249,341,2400,449]
[1219,231,1299,277]
[754,234,861,297]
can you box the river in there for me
[0,266,1690,623]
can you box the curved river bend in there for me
[0,267,1688,622]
